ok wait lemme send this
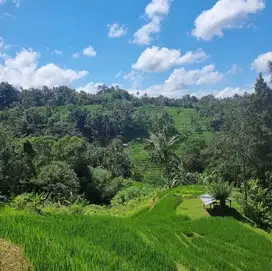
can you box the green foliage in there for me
[209,181,233,209]
[111,184,152,205]
[241,178,272,230]
[0,82,20,109]
[32,161,79,202]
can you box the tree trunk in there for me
[220,198,226,209]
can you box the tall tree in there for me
[0,82,21,109]
[145,125,182,188]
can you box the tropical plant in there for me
[145,132,181,167]
[209,181,233,209]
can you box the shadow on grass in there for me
[207,206,248,223]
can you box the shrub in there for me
[209,181,233,209]
[111,185,153,205]
[242,179,272,231]
[32,161,79,202]
[11,193,34,211]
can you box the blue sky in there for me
[0,0,271,98]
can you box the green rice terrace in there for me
[0,185,271,271]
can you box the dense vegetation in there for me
[0,68,272,270]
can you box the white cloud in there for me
[82,46,97,57]
[214,87,251,98]
[226,64,239,75]
[166,65,223,87]
[133,0,172,45]
[133,17,161,45]
[251,51,272,72]
[192,0,265,40]
[145,0,171,18]
[123,70,143,89]
[132,46,208,72]
[108,23,127,38]
[77,82,103,94]
[53,49,63,56]
[72,52,80,59]
[131,64,223,97]
[0,49,88,88]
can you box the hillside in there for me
[126,106,211,184]
[0,186,271,271]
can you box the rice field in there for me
[0,186,271,271]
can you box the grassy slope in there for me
[0,186,271,271]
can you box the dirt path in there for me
[0,239,32,271]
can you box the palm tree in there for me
[145,132,181,166]
[145,131,182,188]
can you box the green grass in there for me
[0,185,271,271]
[176,198,207,219]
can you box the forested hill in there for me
[0,73,271,231]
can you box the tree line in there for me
[0,68,272,230]
[0,83,198,109]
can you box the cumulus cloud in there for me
[123,70,143,89]
[108,23,127,38]
[133,17,161,45]
[77,82,103,94]
[83,46,97,57]
[251,51,272,72]
[132,64,223,97]
[132,47,208,72]
[214,87,251,98]
[0,49,88,88]
[192,0,265,41]
[133,0,172,45]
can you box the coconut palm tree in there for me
[145,132,181,166]
[145,131,182,188]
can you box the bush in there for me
[209,181,233,209]
[32,161,79,202]
[241,179,272,231]
[111,185,153,205]
[11,193,35,211]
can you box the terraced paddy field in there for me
[0,186,271,271]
